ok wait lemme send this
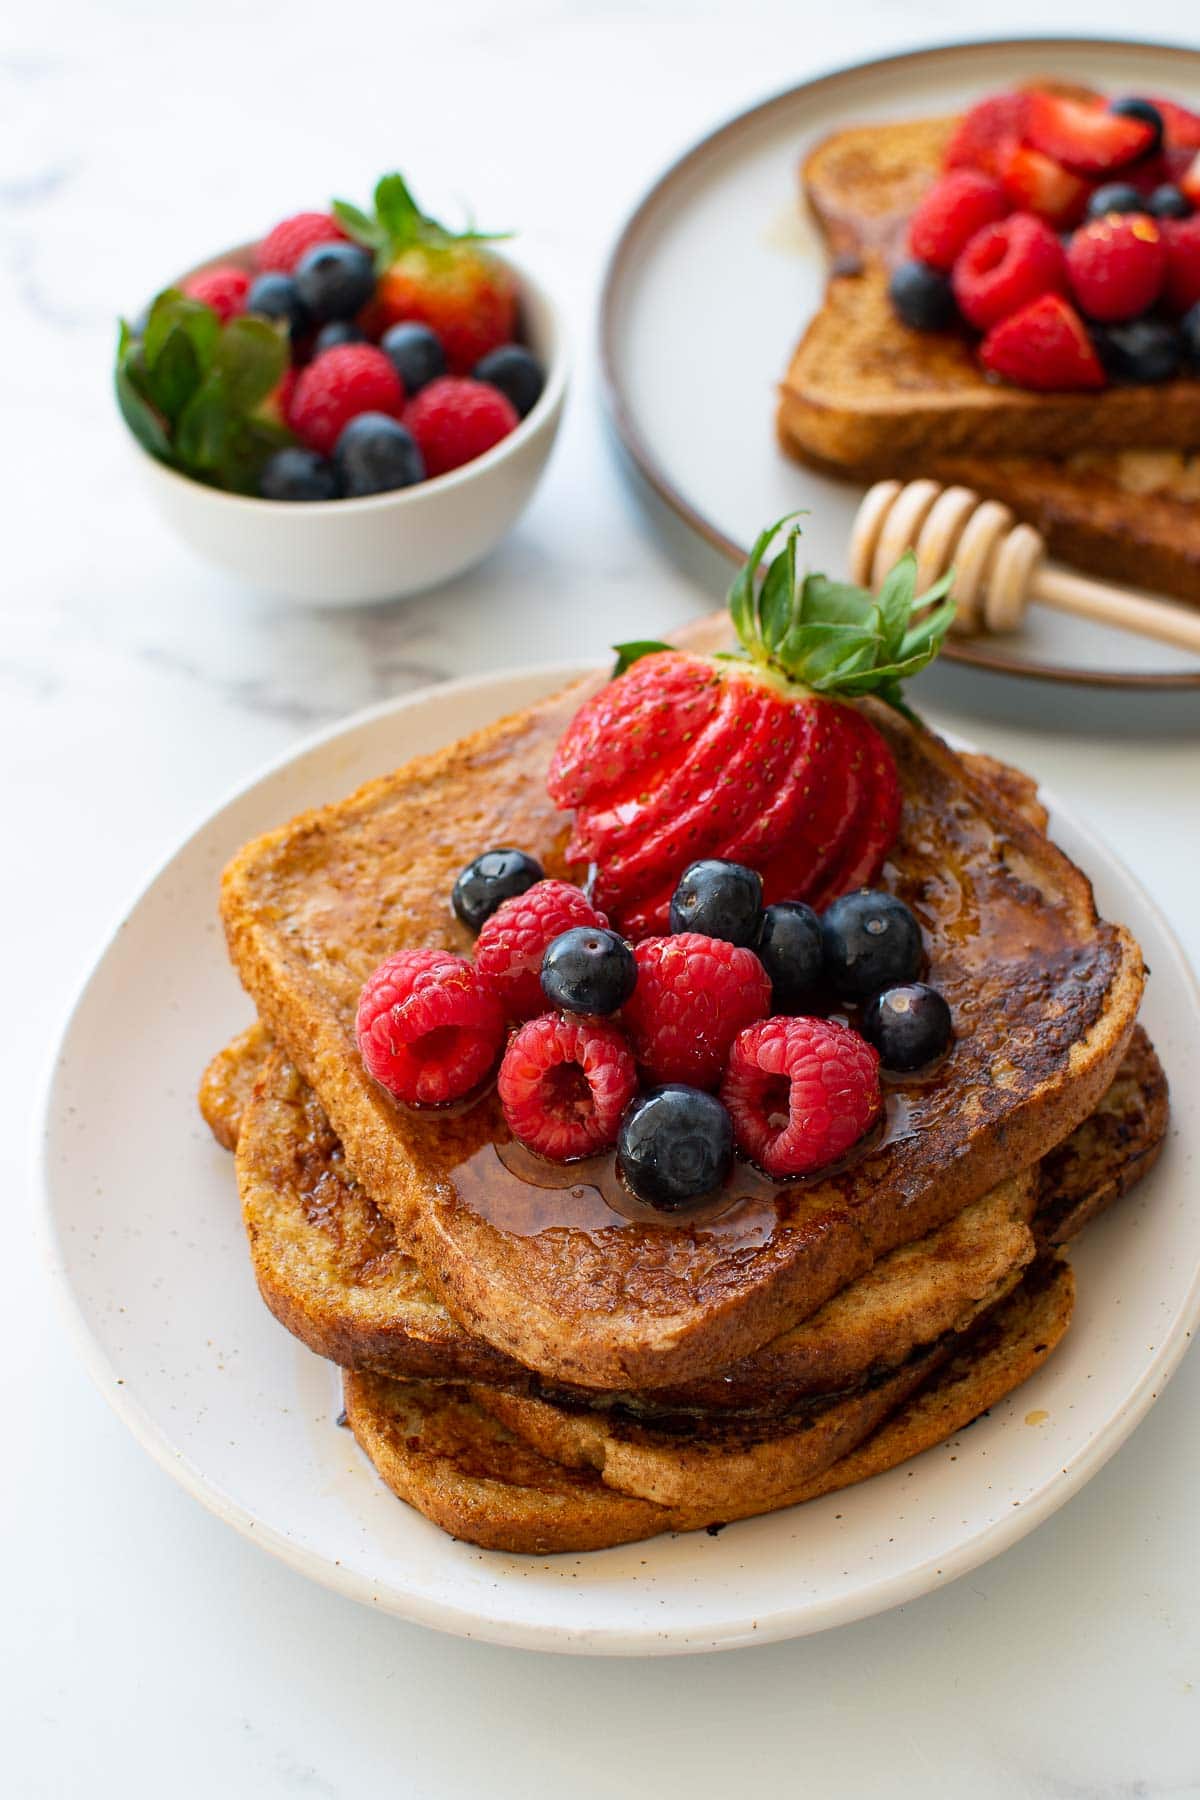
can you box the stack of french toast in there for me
[200,593,1168,1555]
[778,83,1200,604]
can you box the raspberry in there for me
[181,265,250,323]
[622,934,771,1091]
[497,1015,637,1160]
[1161,217,1200,315]
[288,345,405,456]
[475,880,609,1020]
[257,211,347,274]
[981,293,1106,392]
[1066,214,1166,322]
[907,171,1010,273]
[952,213,1068,331]
[356,948,504,1105]
[404,376,519,478]
[720,1017,882,1180]
[943,93,1030,178]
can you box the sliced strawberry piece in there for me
[996,142,1090,227]
[1148,97,1200,152]
[805,712,903,912]
[546,651,720,811]
[981,293,1107,392]
[1025,92,1155,176]
[943,93,1030,177]
[724,702,864,904]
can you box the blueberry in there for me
[474,344,545,418]
[1147,184,1193,220]
[1182,302,1200,366]
[541,926,636,1015]
[756,901,824,1012]
[258,447,340,502]
[617,1086,734,1210]
[333,413,425,496]
[668,859,762,946]
[452,848,543,933]
[861,983,953,1072]
[246,272,309,341]
[1093,318,1183,384]
[313,319,366,355]
[821,889,923,999]
[888,259,956,331]
[1086,182,1146,220]
[1108,97,1164,158]
[293,242,376,323]
[381,322,447,394]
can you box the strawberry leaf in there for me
[612,640,673,676]
[337,170,512,267]
[331,198,386,253]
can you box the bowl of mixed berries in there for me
[115,174,567,604]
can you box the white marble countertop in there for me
[6,2,1200,1794]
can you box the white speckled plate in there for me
[37,668,1200,1654]
[600,36,1200,692]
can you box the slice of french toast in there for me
[777,117,1200,600]
[343,1260,1074,1551]
[218,633,1144,1390]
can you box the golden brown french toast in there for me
[343,1260,1074,1551]
[777,118,1200,600]
[218,635,1144,1390]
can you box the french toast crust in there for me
[219,633,1144,1389]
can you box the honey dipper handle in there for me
[1032,565,1200,656]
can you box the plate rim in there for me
[598,32,1200,694]
[34,663,1200,1655]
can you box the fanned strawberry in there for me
[1025,92,1155,176]
[547,520,955,939]
[943,93,1030,177]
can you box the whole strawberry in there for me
[334,173,516,372]
[546,520,953,938]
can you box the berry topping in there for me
[451,848,544,934]
[1085,182,1146,220]
[334,414,425,496]
[1025,91,1156,176]
[294,242,376,324]
[1093,317,1183,384]
[259,446,340,502]
[980,292,1107,392]
[475,879,607,1019]
[474,344,546,418]
[995,143,1088,228]
[246,272,310,341]
[668,860,763,947]
[404,376,519,477]
[951,213,1068,332]
[1146,184,1193,220]
[381,322,447,395]
[1066,213,1165,322]
[497,1015,637,1160]
[540,926,637,1017]
[356,948,505,1105]
[1161,217,1200,315]
[288,344,405,456]
[756,901,825,1013]
[943,93,1030,178]
[1148,97,1200,152]
[907,170,1010,272]
[313,320,367,354]
[720,1017,882,1180]
[181,265,250,323]
[861,982,953,1073]
[887,259,957,331]
[621,933,771,1090]
[617,1086,735,1210]
[1108,97,1165,158]
[257,211,347,275]
[821,889,923,999]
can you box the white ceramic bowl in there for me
[128,244,568,606]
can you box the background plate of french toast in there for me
[601,35,1200,689]
[39,657,1200,1653]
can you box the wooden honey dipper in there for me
[850,478,1200,656]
